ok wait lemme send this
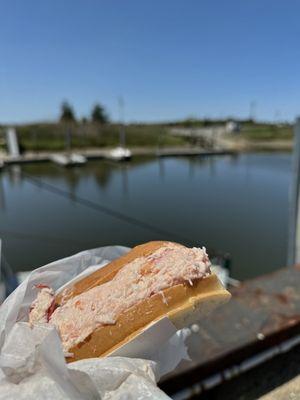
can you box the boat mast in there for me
[118,96,126,148]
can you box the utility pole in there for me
[249,101,256,121]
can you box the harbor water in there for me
[0,152,291,280]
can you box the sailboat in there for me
[51,126,87,167]
[107,146,132,161]
[107,97,132,161]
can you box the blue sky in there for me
[0,0,299,123]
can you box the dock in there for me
[156,148,233,157]
[160,265,300,398]
[0,147,235,167]
[1,153,50,164]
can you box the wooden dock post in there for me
[288,117,300,265]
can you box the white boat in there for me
[70,153,87,164]
[50,153,87,167]
[106,147,132,161]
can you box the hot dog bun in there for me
[52,241,230,362]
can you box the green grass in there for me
[240,123,293,141]
[14,123,188,151]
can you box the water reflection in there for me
[92,164,112,188]
[188,158,195,179]
[121,165,129,195]
[16,155,240,200]
[0,176,5,210]
[19,156,205,198]
[22,159,147,196]
[7,165,22,186]
[158,157,165,180]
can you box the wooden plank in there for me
[160,265,300,395]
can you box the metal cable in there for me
[21,171,197,246]
[0,229,94,246]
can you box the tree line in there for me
[60,101,109,124]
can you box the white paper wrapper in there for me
[0,246,189,399]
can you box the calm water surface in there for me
[0,153,291,280]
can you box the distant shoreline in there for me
[224,138,293,152]
[0,120,293,156]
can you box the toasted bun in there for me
[55,241,231,362]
